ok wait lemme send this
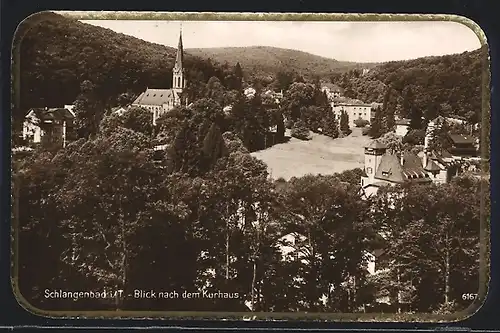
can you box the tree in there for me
[354,118,370,128]
[73,80,106,139]
[280,82,315,123]
[277,175,374,312]
[340,111,351,136]
[202,123,227,168]
[382,86,396,132]
[290,120,311,140]
[369,106,383,138]
[205,76,226,106]
[401,86,414,120]
[370,177,486,313]
[321,110,339,139]
[402,129,425,146]
[409,106,424,130]
[378,132,403,155]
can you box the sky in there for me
[79,19,483,63]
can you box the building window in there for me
[366,167,373,174]
[382,171,389,177]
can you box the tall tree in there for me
[369,106,383,138]
[382,86,396,132]
[340,111,350,135]
[73,80,106,139]
[401,86,415,120]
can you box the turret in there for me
[364,140,387,180]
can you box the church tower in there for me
[172,27,186,98]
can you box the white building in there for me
[395,118,411,137]
[321,83,343,100]
[22,106,76,148]
[331,98,372,128]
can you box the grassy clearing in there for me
[251,128,371,180]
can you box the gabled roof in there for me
[448,133,475,145]
[321,82,343,92]
[26,108,75,121]
[365,140,387,149]
[396,118,411,126]
[424,158,442,172]
[132,88,177,106]
[375,153,431,184]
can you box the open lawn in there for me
[251,128,371,180]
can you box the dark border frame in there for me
[1,0,498,330]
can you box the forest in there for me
[331,46,487,125]
[14,95,488,314]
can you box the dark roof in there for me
[396,118,411,126]
[321,82,343,92]
[132,88,177,106]
[374,153,431,184]
[365,140,387,149]
[27,108,75,121]
[424,158,442,172]
[174,31,184,71]
[429,150,460,167]
[448,133,475,145]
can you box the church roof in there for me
[132,88,177,106]
[174,30,184,71]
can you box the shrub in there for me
[403,129,426,145]
[291,121,311,140]
[354,117,370,128]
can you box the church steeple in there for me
[172,25,185,94]
[174,25,184,71]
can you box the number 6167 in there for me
[462,293,478,300]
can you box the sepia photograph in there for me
[11,12,490,319]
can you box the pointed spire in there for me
[174,23,184,70]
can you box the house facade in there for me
[22,106,76,148]
[131,29,187,126]
[395,118,411,137]
[321,83,343,100]
[331,98,372,128]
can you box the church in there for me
[131,29,187,126]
